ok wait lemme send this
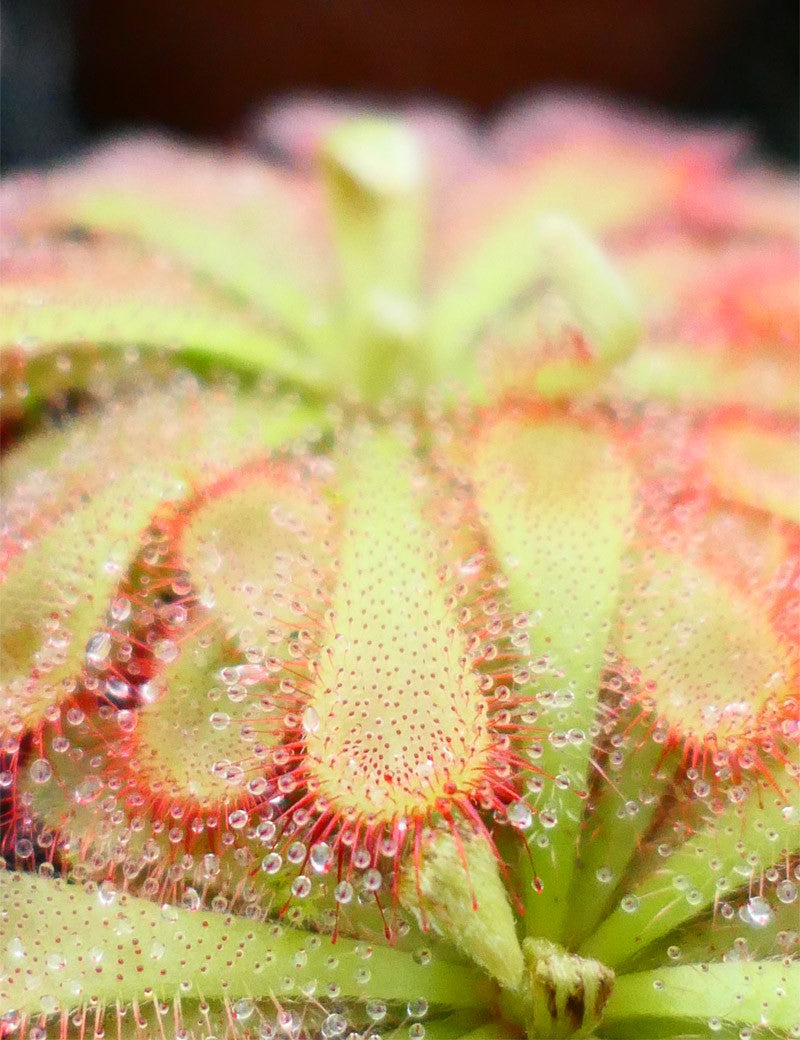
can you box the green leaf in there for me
[604,342,800,418]
[702,419,800,525]
[57,153,326,340]
[0,389,324,735]
[180,458,332,647]
[456,1026,522,1040]
[399,830,525,991]
[428,214,640,395]
[0,241,321,420]
[601,960,800,1038]
[622,878,800,971]
[0,871,492,1020]
[471,415,634,942]
[385,1011,500,1040]
[609,546,794,750]
[565,737,681,949]
[0,470,180,732]
[129,627,280,811]
[303,429,502,826]
[321,118,427,400]
[579,745,800,970]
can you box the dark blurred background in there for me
[2,0,798,170]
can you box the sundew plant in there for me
[0,98,798,1040]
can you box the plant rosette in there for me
[1,98,798,1040]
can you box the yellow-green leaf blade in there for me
[0,871,490,1021]
[11,138,331,339]
[579,745,800,970]
[472,414,634,941]
[601,960,800,1038]
[0,241,319,421]
[429,215,640,396]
